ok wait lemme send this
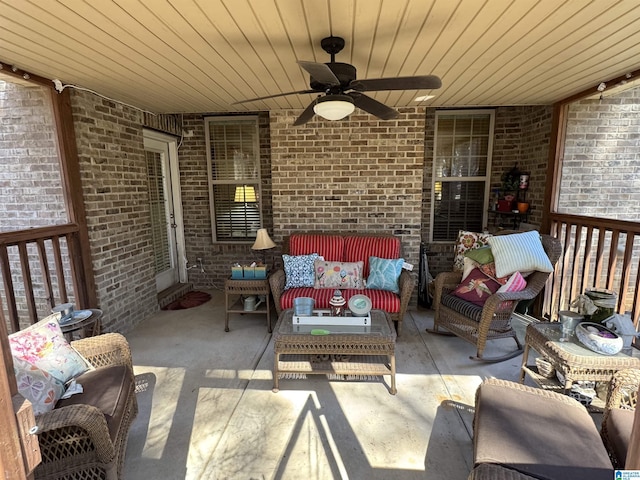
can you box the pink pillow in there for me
[498,271,527,293]
[452,268,500,306]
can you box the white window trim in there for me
[429,109,495,243]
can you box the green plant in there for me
[501,166,521,192]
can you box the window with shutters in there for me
[205,116,262,243]
[430,110,494,242]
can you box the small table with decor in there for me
[224,277,272,332]
[59,308,103,341]
[272,308,397,394]
[519,321,640,405]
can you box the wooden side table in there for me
[60,308,103,341]
[224,277,272,332]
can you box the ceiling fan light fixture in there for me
[313,94,355,121]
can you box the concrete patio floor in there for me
[121,290,546,479]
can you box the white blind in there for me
[206,116,261,242]
[146,150,171,273]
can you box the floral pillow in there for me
[366,257,405,294]
[452,268,500,306]
[9,315,91,384]
[283,253,320,289]
[454,230,492,271]
[314,260,365,289]
[13,356,65,415]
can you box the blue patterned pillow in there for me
[283,253,320,289]
[366,256,405,293]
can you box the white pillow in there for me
[487,231,554,278]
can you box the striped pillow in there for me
[488,231,554,278]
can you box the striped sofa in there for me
[269,233,414,334]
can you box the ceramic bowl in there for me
[575,322,623,355]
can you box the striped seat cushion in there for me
[344,235,401,277]
[281,288,400,313]
[289,234,344,261]
[441,293,483,322]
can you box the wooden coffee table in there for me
[520,322,640,400]
[272,309,397,394]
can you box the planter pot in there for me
[517,202,529,214]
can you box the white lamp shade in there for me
[252,228,276,250]
[313,94,355,121]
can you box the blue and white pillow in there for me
[366,256,405,293]
[283,253,320,289]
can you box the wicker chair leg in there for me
[470,337,523,363]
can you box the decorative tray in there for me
[293,310,371,326]
[58,309,92,327]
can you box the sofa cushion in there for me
[283,253,320,289]
[603,408,634,467]
[344,235,401,277]
[56,365,134,442]
[281,288,400,313]
[474,381,613,480]
[313,260,365,289]
[289,234,344,261]
[366,257,405,294]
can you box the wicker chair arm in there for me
[36,403,116,463]
[605,368,640,412]
[397,269,415,315]
[269,269,286,316]
[72,332,133,375]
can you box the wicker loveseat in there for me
[33,333,137,480]
[469,370,640,480]
[269,233,414,334]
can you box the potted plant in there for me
[498,166,521,211]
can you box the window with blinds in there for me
[146,150,171,273]
[431,110,494,242]
[205,116,262,242]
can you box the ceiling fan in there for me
[233,36,441,126]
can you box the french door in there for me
[143,130,186,292]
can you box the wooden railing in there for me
[0,224,91,333]
[546,213,640,326]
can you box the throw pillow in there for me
[461,257,480,281]
[453,230,492,271]
[452,268,501,306]
[366,257,405,294]
[497,271,527,293]
[464,246,494,265]
[478,262,509,285]
[488,231,554,278]
[283,253,320,289]
[9,315,91,384]
[13,356,65,415]
[313,260,365,289]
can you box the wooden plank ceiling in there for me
[1,0,639,114]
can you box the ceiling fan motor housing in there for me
[309,62,356,91]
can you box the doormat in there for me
[162,291,211,310]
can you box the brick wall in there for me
[70,90,158,333]
[423,106,553,277]
[269,108,425,295]
[561,88,640,221]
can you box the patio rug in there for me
[162,290,211,310]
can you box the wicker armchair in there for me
[601,368,640,469]
[33,333,138,480]
[430,233,562,362]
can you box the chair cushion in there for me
[344,235,401,277]
[602,408,634,467]
[474,381,613,480]
[289,234,344,261]
[56,365,134,442]
[441,293,484,322]
[281,288,400,313]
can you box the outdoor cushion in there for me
[289,233,344,261]
[283,253,320,289]
[344,235,401,277]
[453,230,492,271]
[488,230,554,278]
[281,287,400,313]
[602,408,634,468]
[440,294,484,322]
[56,364,134,442]
[366,257,405,293]
[474,381,613,480]
[313,260,365,289]
[13,356,65,415]
[452,268,500,306]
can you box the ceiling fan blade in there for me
[232,89,317,105]
[351,75,442,92]
[350,93,398,120]
[293,100,317,126]
[298,61,340,86]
